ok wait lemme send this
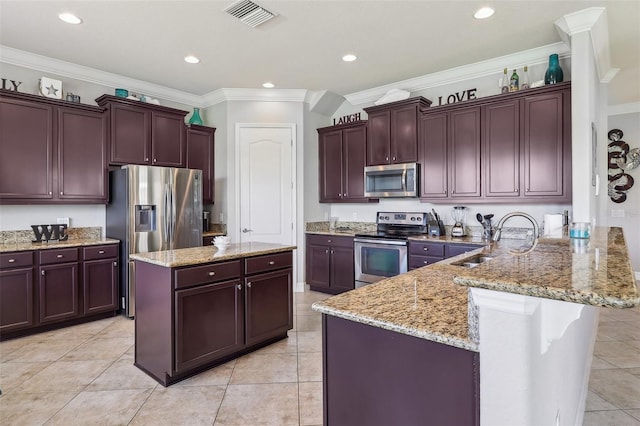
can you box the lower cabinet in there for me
[408,241,484,270]
[134,250,294,386]
[0,243,120,340]
[306,234,354,294]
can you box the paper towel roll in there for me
[544,214,563,237]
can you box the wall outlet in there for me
[352,212,358,220]
[611,209,625,218]
[57,217,70,226]
[219,212,224,222]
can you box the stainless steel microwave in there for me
[364,162,419,198]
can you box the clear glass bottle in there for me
[521,65,530,90]
[501,68,509,94]
[509,69,519,92]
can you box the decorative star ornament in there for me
[46,84,59,96]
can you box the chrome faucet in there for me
[492,211,540,243]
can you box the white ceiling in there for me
[1,0,639,106]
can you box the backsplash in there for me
[0,227,102,244]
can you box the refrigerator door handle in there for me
[170,183,176,247]
[164,183,171,248]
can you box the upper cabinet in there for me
[0,90,108,204]
[364,97,431,166]
[96,95,187,167]
[419,82,572,204]
[317,121,373,203]
[186,124,216,204]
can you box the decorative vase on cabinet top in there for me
[544,54,564,85]
[188,107,203,125]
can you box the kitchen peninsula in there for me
[313,227,638,426]
[130,242,295,386]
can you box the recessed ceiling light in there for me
[474,7,495,19]
[58,12,82,24]
[342,54,357,62]
[262,82,275,88]
[184,55,200,64]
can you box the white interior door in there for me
[238,125,294,245]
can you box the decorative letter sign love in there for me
[436,88,477,106]
[31,224,69,242]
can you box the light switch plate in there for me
[611,209,625,218]
[57,217,70,226]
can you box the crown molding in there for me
[201,88,308,107]
[0,45,203,107]
[344,43,570,106]
[608,102,640,116]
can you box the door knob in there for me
[242,228,253,233]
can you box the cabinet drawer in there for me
[175,260,241,289]
[0,251,33,269]
[445,243,483,258]
[409,255,443,270]
[245,252,292,275]
[306,234,354,248]
[83,245,118,260]
[409,241,445,257]
[40,248,78,265]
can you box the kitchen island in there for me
[313,227,638,426]
[130,242,295,386]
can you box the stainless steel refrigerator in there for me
[106,165,203,318]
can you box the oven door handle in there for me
[354,238,407,246]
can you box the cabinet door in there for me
[319,129,344,203]
[175,279,244,373]
[0,97,53,200]
[110,103,150,165]
[306,243,331,289]
[83,258,118,315]
[483,100,520,198]
[419,113,449,199]
[449,107,481,198]
[343,125,368,201]
[522,92,565,197]
[0,267,34,332]
[444,243,483,258]
[152,111,185,167]
[367,110,391,165]
[57,108,108,202]
[330,246,355,292]
[39,263,79,324]
[391,105,418,163]
[187,126,215,204]
[245,268,292,346]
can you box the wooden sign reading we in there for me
[31,224,69,242]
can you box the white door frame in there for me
[234,122,297,248]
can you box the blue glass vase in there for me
[544,54,564,85]
[188,107,203,125]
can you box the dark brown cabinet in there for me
[364,97,431,166]
[419,82,571,204]
[187,124,216,204]
[245,252,293,346]
[96,95,187,167]
[0,252,34,332]
[408,241,483,270]
[39,248,79,324]
[318,121,371,203]
[82,245,118,315]
[306,234,354,294]
[0,90,108,204]
[135,250,294,386]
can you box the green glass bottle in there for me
[544,54,564,84]
[509,69,519,92]
[188,107,203,125]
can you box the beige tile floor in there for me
[1,289,638,425]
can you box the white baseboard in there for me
[294,281,305,292]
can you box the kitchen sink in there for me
[451,254,495,268]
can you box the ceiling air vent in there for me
[224,0,277,27]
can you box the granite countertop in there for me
[130,242,297,268]
[1,238,119,253]
[313,226,638,352]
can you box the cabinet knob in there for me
[424,260,429,264]
[268,261,275,265]
[392,156,396,161]
[327,239,332,243]
[41,270,45,276]
[237,284,242,290]
[386,156,389,161]
[145,157,149,161]
[99,250,105,254]
[60,191,63,195]
[247,282,252,288]
[56,254,63,258]
[325,249,329,254]
[208,271,216,276]
[153,158,157,163]
[343,193,347,197]
[8,259,15,263]
[423,247,429,251]
[113,261,117,267]
[49,192,52,195]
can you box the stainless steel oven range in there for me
[354,212,428,288]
